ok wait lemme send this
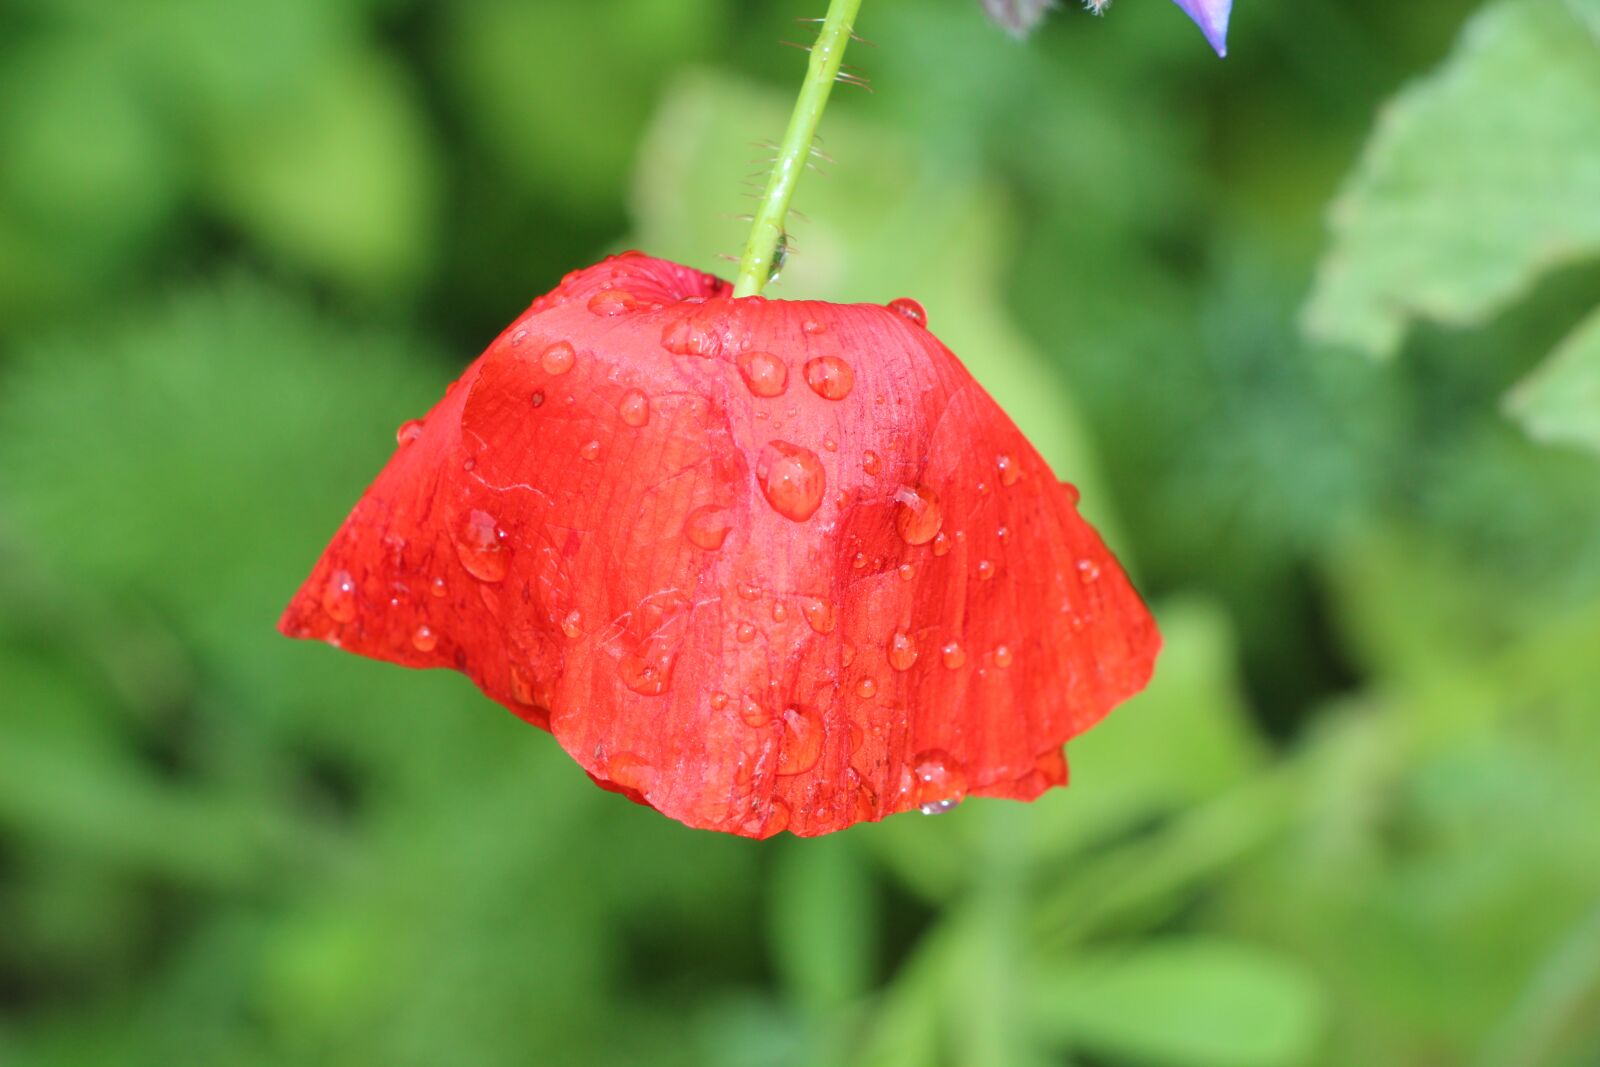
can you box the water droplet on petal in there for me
[508,328,529,348]
[842,643,857,667]
[823,437,838,452]
[430,576,448,599]
[322,570,357,622]
[941,642,967,669]
[803,355,855,400]
[738,582,761,601]
[741,695,772,727]
[997,453,1022,486]
[888,632,918,671]
[561,609,583,638]
[976,560,996,581]
[757,441,826,522]
[619,390,650,427]
[894,485,944,546]
[888,298,927,327]
[802,319,827,336]
[856,677,878,699]
[1076,559,1101,583]
[898,563,916,582]
[588,289,652,317]
[411,625,438,652]
[684,505,732,550]
[540,340,576,375]
[737,350,788,397]
[993,644,1014,668]
[997,526,1011,543]
[776,706,824,776]
[606,753,656,793]
[530,390,546,408]
[737,623,757,643]
[580,439,601,461]
[932,532,952,557]
[710,691,729,711]
[395,419,424,446]
[453,509,510,582]
[862,451,882,476]
[771,601,788,623]
[902,749,968,811]
[620,635,677,696]
[802,598,837,634]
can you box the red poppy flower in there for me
[280,253,1159,837]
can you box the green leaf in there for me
[1028,939,1326,1067]
[1505,305,1600,456]
[1303,0,1600,358]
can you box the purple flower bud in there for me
[1171,0,1231,56]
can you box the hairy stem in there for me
[732,0,865,298]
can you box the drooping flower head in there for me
[980,0,1232,56]
[280,254,1160,837]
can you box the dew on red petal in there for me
[429,576,448,599]
[395,419,424,446]
[560,609,583,638]
[322,570,357,622]
[887,297,927,327]
[411,625,438,652]
[901,749,968,813]
[710,691,729,711]
[803,355,855,401]
[738,582,761,601]
[588,289,651,317]
[1063,482,1082,506]
[580,440,601,461]
[530,390,545,409]
[898,563,916,582]
[540,340,576,375]
[862,451,882,476]
[771,601,788,623]
[606,752,656,793]
[855,677,878,699]
[802,598,837,635]
[997,453,1022,487]
[508,328,529,348]
[452,509,509,583]
[993,644,1015,668]
[776,706,824,776]
[997,526,1012,544]
[757,440,826,522]
[894,485,944,546]
[976,560,996,581]
[684,505,732,551]
[736,623,757,643]
[619,635,677,696]
[737,350,788,398]
[888,632,918,671]
[741,695,772,727]
[941,641,967,669]
[619,390,650,427]
[931,531,952,557]
[1076,559,1101,584]
[802,319,827,336]
[842,642,857,667]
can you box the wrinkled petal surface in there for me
[281,254,1160,838]
[1172,0,1231,56]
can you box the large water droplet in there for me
[561,609,583,638]
[931,532,952,557]
[887,298,927,327]
[684,505,732,550]
[802,598,837,634]
[411,625,438,652]
[540,340,576,375]
[322,570,357,622]
[941,642,966,669]
[894,485,943,546]
[619,390,650,427]
[737,350,788,397]
[619,635,677,696]
[776,706,824,776]
[453,509,510,582]
[395,419,424,446]
[803,355,855,401]
[902,749,968,812]
[430,576,448,599]
[898,563,917,582]
[741,695,771,727]
[661,316,717,356]
[855,677,878,699]
[710,691,729,711]
[997,453,1022,487]
[736,623,757,643]
[588,289,651,316]
[757,441,826,522]
[888,632,918,671]
[976,560,996,581]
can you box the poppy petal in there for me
[281,254,1160,838]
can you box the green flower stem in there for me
[732,0,865,298]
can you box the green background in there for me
[2,0,1598,1064]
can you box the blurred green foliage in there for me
[1,1,1598,1065]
